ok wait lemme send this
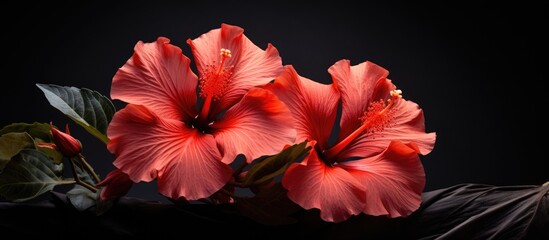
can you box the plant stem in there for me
[69,158,97,192]
[78,153,101,183]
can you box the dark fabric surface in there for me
[404,184,549,240]
[1,183,547,239]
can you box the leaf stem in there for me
[77,153,101,183]
[59,179,78,185]
[69,158,97,192]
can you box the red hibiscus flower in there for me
[107,24,295,200]
[267,60,436,222]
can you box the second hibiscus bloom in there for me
[267,61,436,222]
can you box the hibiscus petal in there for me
[282,145,366,222]
[211,87,295,164]
[329,60,393,142]
[112,37,198,122]
[340,140,426,218]
[266,65,339,150]
[157,131,232,200]
[188,24,282,115]
[339,99,436,159]
[108,104,195,182]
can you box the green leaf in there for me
[70,156,97,185]
[0,132,35,171]
[35,143,64,165]
[36,83,115,144]
[0,122,52,141]
[237,183,301,225]
[67,185,98,211]
[0,122,63,164]
[241,141,311,187]
[0,149,74,202]
[66,157,103,212]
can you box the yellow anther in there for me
[220,48,232,58]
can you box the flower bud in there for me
[50,122,82,157]
[97,169,133,201]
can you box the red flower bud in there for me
[97,169,133,201]
[50,122,82,157]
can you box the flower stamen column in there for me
[323,89,403,161]
[198,48,233,122]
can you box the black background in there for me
[2,1,547,202]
